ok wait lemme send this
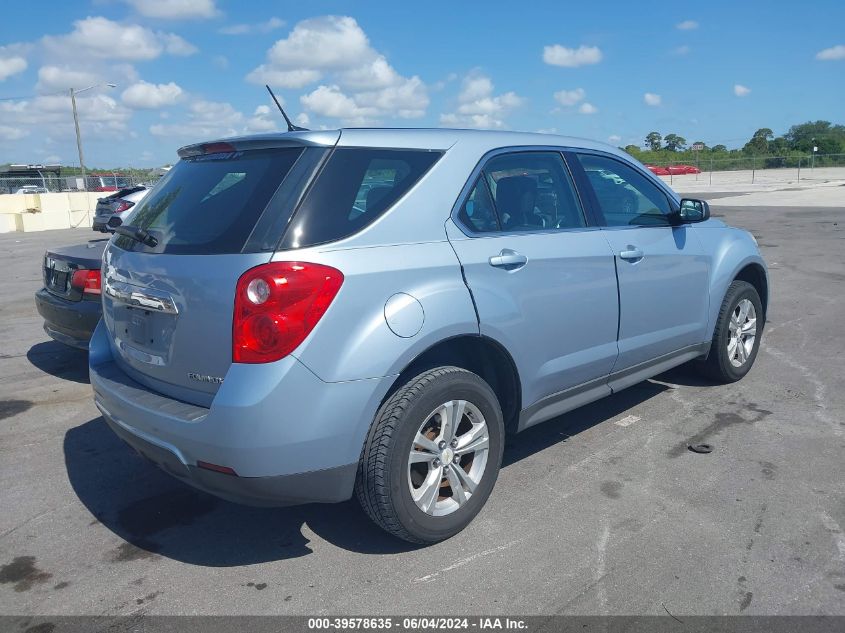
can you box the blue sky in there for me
[1,0,843,167]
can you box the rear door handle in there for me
[619,247,644,261]
[489,249,528,270]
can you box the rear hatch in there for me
[101,137,336,406]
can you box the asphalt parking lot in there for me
[1,200,843,617]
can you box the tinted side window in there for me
[458,178,499,232]
[576,154,671,226]
[483,152,585,232]
[281,148,441,249]
[115,148,303,254]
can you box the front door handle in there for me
[619,247,644,261]
[489,249,528,270]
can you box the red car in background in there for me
[646,164,701,176]
[88,173,133,192]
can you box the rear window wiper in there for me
[113,224,158,248]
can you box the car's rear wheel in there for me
[697,280,763,382]
[355,366,504,544]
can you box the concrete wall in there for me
[0,192,100,233]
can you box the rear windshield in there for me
[114,148,302,254]
[280,148,441,249]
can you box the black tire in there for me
[697,280,763,383]
[355,366,504,544]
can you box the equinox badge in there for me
[188,372,224,384]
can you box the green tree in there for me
[711,144,728,153]
[663,133,686,152]
[784,121,845,153]
[768,137,788,155]
[743,128,774,154]
[645,132,662,152]
[623,144,640,155]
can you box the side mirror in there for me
[107,215,123,229]
[676,198,710,223]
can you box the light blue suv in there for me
[90,129,768,543]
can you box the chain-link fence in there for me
[648,153,845,186]
[0,173,157,195]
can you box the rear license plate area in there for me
[127,308,152,345]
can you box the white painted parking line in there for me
[615,415,641,427]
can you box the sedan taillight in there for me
[71,269,102,295]
[114,200,135,213]
[233,262,344,363]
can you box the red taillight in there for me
[71,269,101,295]
[196,461,238,476]
[233,261,344,364]
[202,142,236,154]
[114,200,135,213]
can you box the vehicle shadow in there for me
[64,379,671,566]
[653,362,716,388]
[27,340,89,384]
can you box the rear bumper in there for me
[88,321,391,506]
[92,216,111,231]
[102,410,357,506]
[35,288,101,349]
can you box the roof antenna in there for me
[265,84,308,132]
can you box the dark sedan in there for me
[35,240,106,349]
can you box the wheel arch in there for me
[733,262,768,320]
[380,334,522,434]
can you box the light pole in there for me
[70,83,116,189]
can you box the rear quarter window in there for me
[280,148,441,249]
[114,148,302,254]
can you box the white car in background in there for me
[92,186,149,232]
[14,185,50,194]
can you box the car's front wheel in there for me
[697,280,763,382]
[355,366,504,544]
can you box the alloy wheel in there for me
[407,400,490,517]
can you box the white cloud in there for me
[42,16,197,61]
[0,93,132,141]
[643,92,662,106]
[676,20,699,30]
[608,134,622,143]
[439,72,523,129]
[245,105,279,133]
[124,0,219,20]
[554,88,585,106]
[578,102,597,114]
[150,99,243,139]
[0,55,27,81]
[265,16,371,70]
[354,76,428,118]
[734,84,751,97]
[122,81,184,109]
[300,85,377,123]
[149,100,287,139]
[815,44,845,61]
[0,125,29,141]
[247,66,323,88]
[251,15,428,123]
[543,44,602,67]
[219,17,284,35]
[212,55,229,70]
[161,33,198,56]
[36,66,100,92]
[673,45,691,56]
